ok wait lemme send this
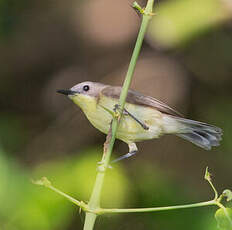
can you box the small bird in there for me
[57,81,222,163]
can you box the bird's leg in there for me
[114,104,149,130]
[111,143,138,163]
[123,108,149,130]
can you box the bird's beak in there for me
[56,89,78,96]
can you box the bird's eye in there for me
[83,85,89,92]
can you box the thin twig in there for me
[97,200,216,214]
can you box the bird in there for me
[57,81,222,163]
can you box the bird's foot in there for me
[111,150,137,164]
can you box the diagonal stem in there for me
[83,1,155,230]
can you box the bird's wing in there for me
[101,86,183,117]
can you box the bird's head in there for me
[57,81,107,108]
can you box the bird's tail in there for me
[174,117,222,150]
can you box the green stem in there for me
[83,1,154,230]
[97,200,216,214]
[32,177,89,211]
[208,180,219,200]
[118,2,154,110]
[83,170,105,230]
[48,184,82,207]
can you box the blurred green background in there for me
[0,0,232,229]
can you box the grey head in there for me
[57,81,108,98]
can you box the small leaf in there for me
[215,208,232,230]
[204,166,211,181]
[223,190,232,202]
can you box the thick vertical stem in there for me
[83,1,154,229]
[83,213,97,230]
[119,5,154,109]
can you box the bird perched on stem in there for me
[57,81,222,163]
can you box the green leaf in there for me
[223,190,232,202]
[215,208,232,230]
